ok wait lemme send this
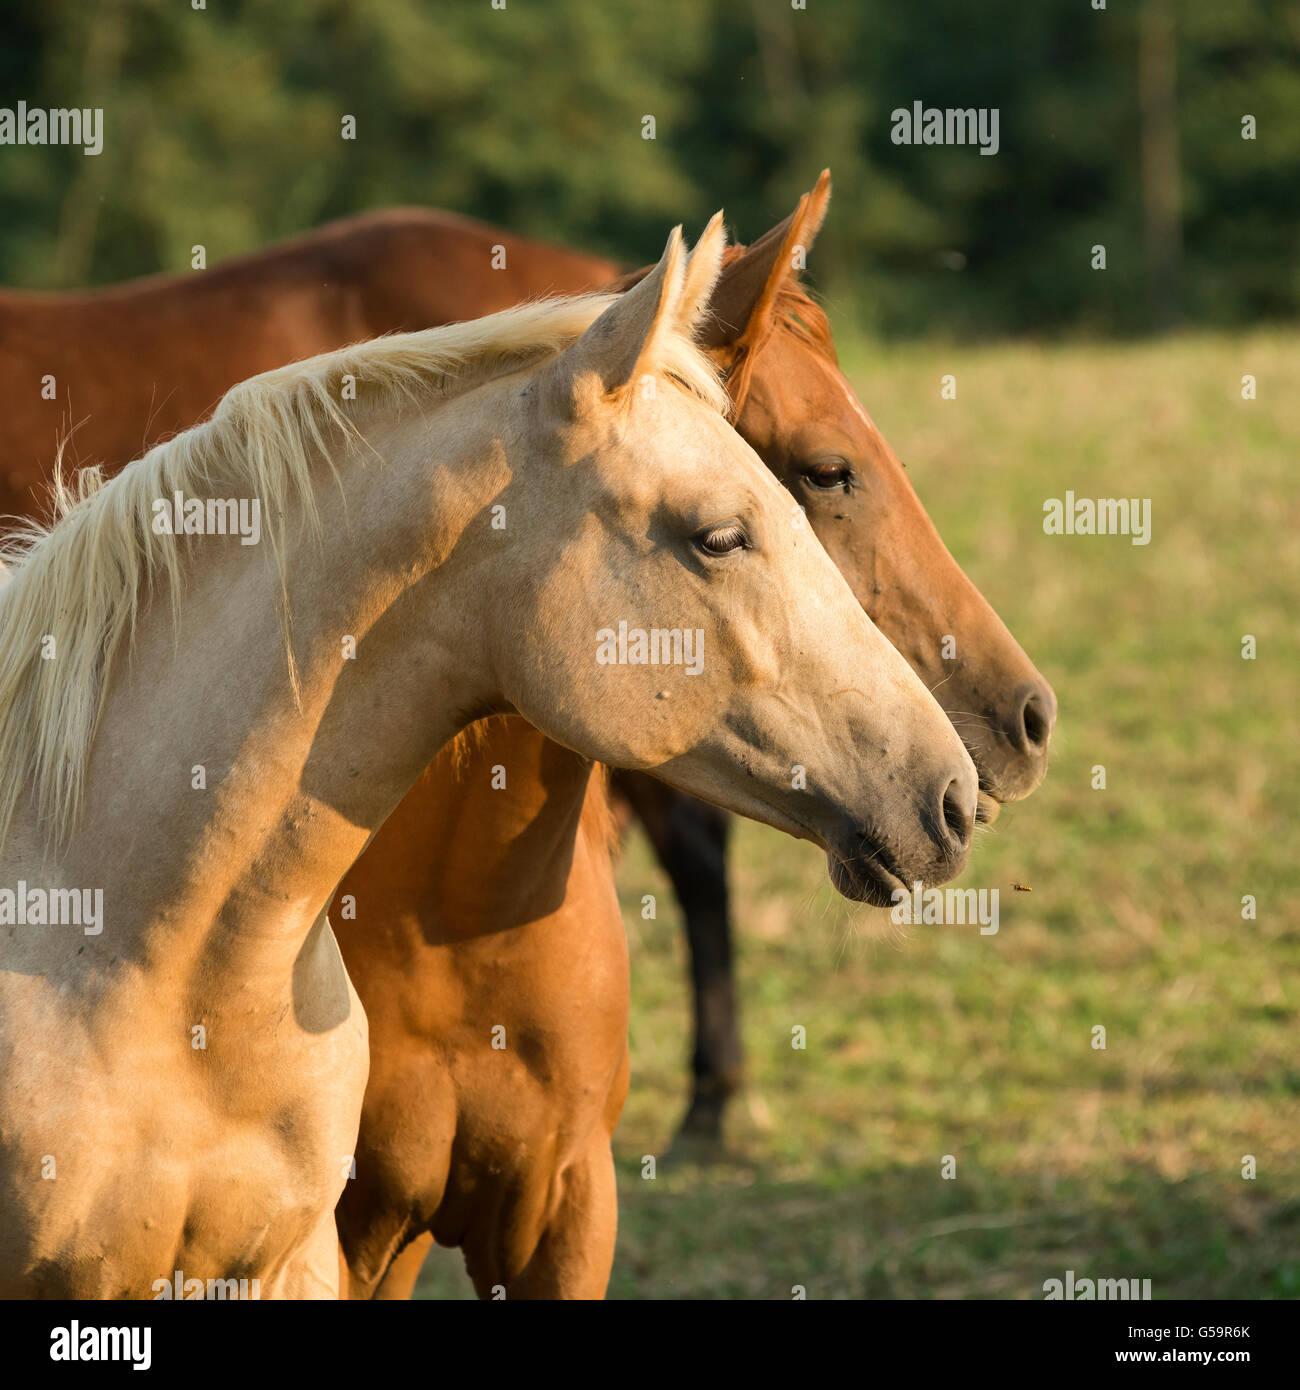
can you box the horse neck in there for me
[36,381,525,983]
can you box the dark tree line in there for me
[1,0,1295,337]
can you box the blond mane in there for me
[0,291,727,850]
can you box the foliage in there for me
[2,0,1296,336]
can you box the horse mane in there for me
[770,276,838,365]
[0,291,727,851]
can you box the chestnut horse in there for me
[0,178,1052,1297]
[0,224,979,1298]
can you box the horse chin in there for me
[975,790,1001,825]
[827,850,905,908]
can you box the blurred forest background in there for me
[1,0,1297,338]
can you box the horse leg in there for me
[665,799,743,1143]
[457,1047,628,1302]
[610,773,743,1146]
[334,1101,448,1302]
[458,1134,618,1301]
[371,1231,435,1300]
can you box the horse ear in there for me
[698,169,832,355]
[545,226,688,411]
[675,211,727,338]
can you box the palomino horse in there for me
[0,224,977,1297]
[0,178,1050,1297]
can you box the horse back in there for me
[0,208,620,519]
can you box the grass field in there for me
[418,330,1300,1300]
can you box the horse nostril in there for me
[1022,696,1049,749]
[941,776,974,855]
[1014,684,1057,755]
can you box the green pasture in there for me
[418,329,1300,1299]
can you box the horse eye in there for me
[697,523,748,556]
[802,460,852,491]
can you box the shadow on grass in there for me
[605,1158,1299,1300]
[409,1157,1297,1300]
